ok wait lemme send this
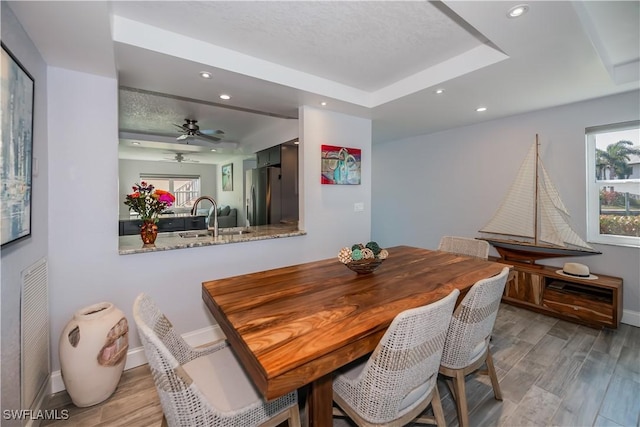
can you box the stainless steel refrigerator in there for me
[246,167,281,226]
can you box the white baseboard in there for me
[50,324,225,394]
[622,309,640,327]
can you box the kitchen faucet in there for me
[190,196,218,237]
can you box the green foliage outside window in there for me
[600,215,640,237]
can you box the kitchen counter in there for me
[118,224,306,255]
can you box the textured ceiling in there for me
[8,0,640,160]
[118,87,294,163]
[110,1,486,91]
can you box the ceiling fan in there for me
[163,153,199,163]
[174,119,224,143]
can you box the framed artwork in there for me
[222,163,233,191]
[1,43,34,246]
[321,145,361,185]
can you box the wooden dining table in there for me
[202,245,510,426]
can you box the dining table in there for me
[202,245,511,426]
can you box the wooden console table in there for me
[497,259,623,328]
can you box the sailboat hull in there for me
[481,238,602,266]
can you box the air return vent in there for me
[21,257,50,410]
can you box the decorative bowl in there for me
[345,258,385,274]
[338,242,388,274]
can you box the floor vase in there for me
[59,302,129,407]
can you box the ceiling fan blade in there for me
[177,134,189,141]
[195,132,222,142]
[173,123,187,131]
[200,129,225,136]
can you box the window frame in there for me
[139,173,201,210]
[585,120,640,248]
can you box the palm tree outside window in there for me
[586,121,640,247]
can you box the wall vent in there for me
[21,257,50,411]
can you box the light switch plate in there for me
[354,202,364,212]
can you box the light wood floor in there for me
[43,304,640,427]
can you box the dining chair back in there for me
[332,288,460,426]
[438,267,510,427]
[438,236,490,260]
[133,293,300,427]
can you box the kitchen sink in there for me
[219,229,252,236]
[178,231,212,238]
[178,229,252,238]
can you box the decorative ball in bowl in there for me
[338,242,389,274]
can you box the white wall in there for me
[371,90,640,323]
[118,159,217,217]
[1,3,49,418]
[301,106,372,237]
[46,68,372,373]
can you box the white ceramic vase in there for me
[59,302,129,407]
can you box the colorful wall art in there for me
[321,145,361,185]
[1,43,34,246]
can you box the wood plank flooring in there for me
[43,304,640,427]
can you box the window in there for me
[586,121,640,247]
[140,174,201,210]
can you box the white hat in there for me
[556,262,598,280]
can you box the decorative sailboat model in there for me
[479,134,601,265]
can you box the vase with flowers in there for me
[124,182,175,246]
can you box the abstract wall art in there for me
[1,43,34,246]
[321,145,361,185]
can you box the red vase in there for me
[140,220,158,246]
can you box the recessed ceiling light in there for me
[320,101,327,106]
[476,106,488,112]
[199,71,212,79]
[435,89,445,94]
[132,141,141,145]
[507,4,529,18]
[210,148,217,152]
[219,94,231,100]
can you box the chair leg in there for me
[485,348,502,401]
[452,370,469,427]
[445,378,457,402]
[431,385,446,427]
[288,405,302,427]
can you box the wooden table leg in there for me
[308,374,333,427]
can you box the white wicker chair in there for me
[438,236,490,260]
[132,293,301,427]
[438,267,510,427]
[332,289,460,427]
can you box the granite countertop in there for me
[118,224,306,255]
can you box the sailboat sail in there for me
[480,136,599,261]
[537,163,594,250]
[480,143,537,239]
